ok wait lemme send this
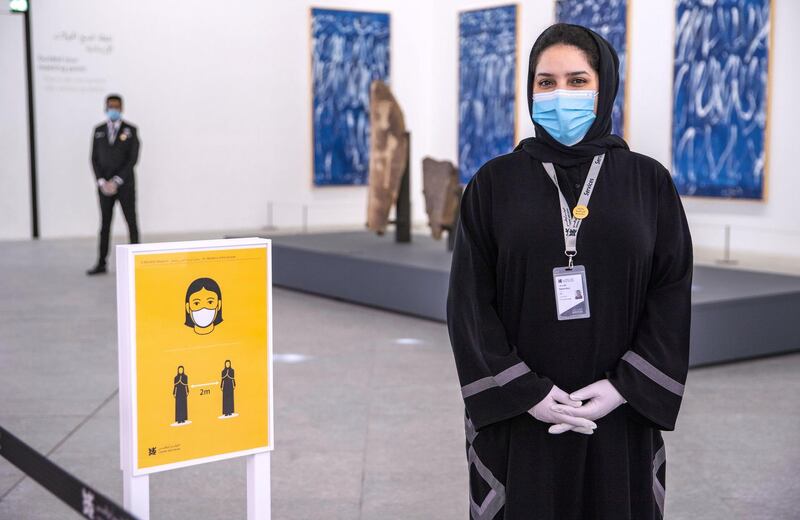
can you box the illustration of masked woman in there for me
[220,360,236,417]
[184,278,223,335]
[173,366,189,424]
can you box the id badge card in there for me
[553,265,591,320]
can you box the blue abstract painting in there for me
[556,0,627,137]
[673,0,770,199]
[458,5,517,184]
[311,9,390,186]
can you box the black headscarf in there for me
[515,24,628,166]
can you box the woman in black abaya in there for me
[220,360,236,416]
[447,24,692,519]
[173,366,189,424]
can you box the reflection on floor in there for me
[0,237,798,519]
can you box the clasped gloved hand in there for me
[550,379,627,425]
[529,385,597,435]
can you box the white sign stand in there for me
[123,455,270,520]
[123,472,149,519]
[116,239,273,520]
[247,452,272,518]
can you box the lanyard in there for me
[541,154,605,269]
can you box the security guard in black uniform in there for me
[87,94,140,275]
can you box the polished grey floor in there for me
[0,236,798,519]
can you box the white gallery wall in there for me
[31,0,275,238]
[0,12,32,240]
[7,0,800,257]
[26,0,436,239]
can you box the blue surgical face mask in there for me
[106,109,121,122]
[532,89,597,146]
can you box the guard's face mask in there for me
[532,89,597,146]
[106,108,122,122]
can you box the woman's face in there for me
[187,288,220,314]
[178,366,184,375]
[225,361,231,368]
[533,44,599,111]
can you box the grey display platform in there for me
[270,231,800,367]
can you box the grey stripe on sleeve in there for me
[494,362,531,386]
[461,361,531,399]
[622,351,685,397]
[460,377,496,399]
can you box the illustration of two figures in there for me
[172,361,236,425]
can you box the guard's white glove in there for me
[99,179,118,196]
[529,385,597,435]
[551,379,626,423]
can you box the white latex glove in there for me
[547,421,595,435]
[105,180,119,196]
[529,385,597,435]
[99,180,117,196]
[551,379,626,423]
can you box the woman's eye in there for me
[571,78,587,85]
[538,80,552,87]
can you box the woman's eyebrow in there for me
[535,71,589,78]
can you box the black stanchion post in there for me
[395,131,411,243]
[10,0,40,238]
[24,2,39,238]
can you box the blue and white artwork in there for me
[556,0,627,137]
[311,9,390,186]
[672,0,770,199]
[458,5,517,185]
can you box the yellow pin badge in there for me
[572,205,589,220]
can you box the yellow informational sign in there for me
[117,239,273,475]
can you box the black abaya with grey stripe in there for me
[447,146,692,519]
